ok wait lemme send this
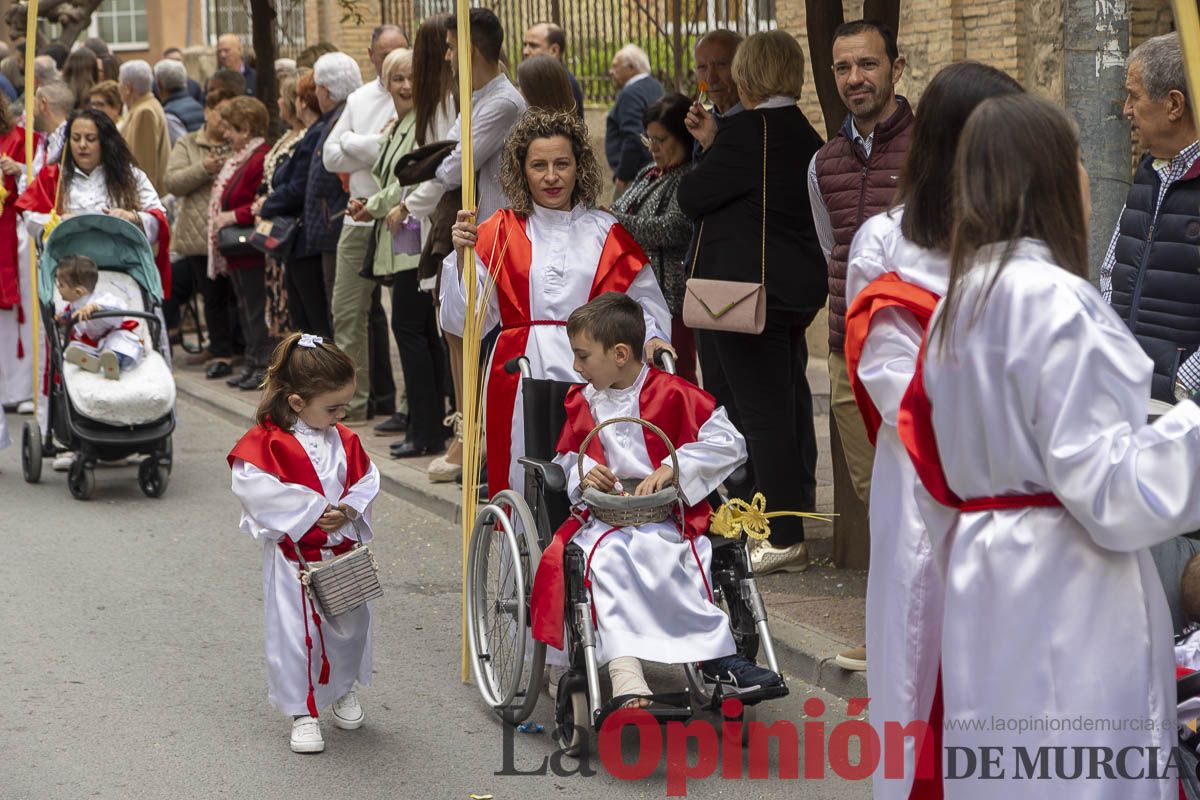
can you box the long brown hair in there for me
[256,333,357,430]
[517,55,576,115]
[62,48,99,110]
[932,93,1088,354]
[61,108,142,213]
[412,12,455,147]
[896,62,1023,251]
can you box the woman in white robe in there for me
[441,111,671,496]
[921,93,1200,800]
[843,63,1024,800]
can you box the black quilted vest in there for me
[1109,152,1200,402]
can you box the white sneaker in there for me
[64,344,101,373]
[290,715,324,753]
[16,400,33,414]
[750,541,811,575]
[330,690,364,730]
[52,453,76,472]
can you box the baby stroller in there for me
[464,352,788,757]
[21,214,176,500]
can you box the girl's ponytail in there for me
[255,333,356,430]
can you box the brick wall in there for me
[304,0,379,82]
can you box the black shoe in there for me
[700,655,782,694]
[226,366,254,387]
[237,368,266,390]
[206,361,233,379]
[373,412,409,435]
[390,439,444,458]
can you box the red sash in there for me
[227,418,372,562]
[68,314,139,348]
[0,127,29,310]
[476,209,648,495]
[897,338,1060,513]
[844,273,941,446]
[528,369,717,650]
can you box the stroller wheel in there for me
[21,422,42,483]
[68,460,94,500]
[138,457,170,498]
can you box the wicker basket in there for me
[578,417,686,527]
[294,528,383,618]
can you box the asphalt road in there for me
[0,397,872,800]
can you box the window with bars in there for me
[207,0,307,57]
[93,0,149,50]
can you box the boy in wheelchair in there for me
[530,292,782,709]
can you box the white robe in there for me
[845,209,948,800]
[0,223,32,408]
[439,203,671,494]
[549,365,744,665]
[924,239,1200,799]
[230,420,381,717]
[67,288,145,366]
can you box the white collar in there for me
[756,95,797,110]
[530,202,587,225]
[625,73,649,88]
[593,363,650,401]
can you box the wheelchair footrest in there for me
[596,691,693,729]
[713,682,789,709]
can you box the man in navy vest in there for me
[1101,31,1200,404]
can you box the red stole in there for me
[0,127,29,309]
[529,368,717,650]
[843,272,941,446]
[226,418,372,562]
[15,164,173,299]
[475,208,648,495]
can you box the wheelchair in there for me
[464,352,789,756]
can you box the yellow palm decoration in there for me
[709,493,835,541]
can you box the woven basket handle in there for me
[576,416,681,492]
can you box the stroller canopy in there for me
[38,213,163,304]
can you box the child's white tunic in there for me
[551,365,745,665]
[924,239,1200,800]
[69,289,145,365]
[230,420,380,716]
[845,209,947,800]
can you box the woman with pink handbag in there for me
[677,30,827,574]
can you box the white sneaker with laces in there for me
[331,690,364,730]
[51,453,75,472]
[290,715,324,753]
[16,400,33,414]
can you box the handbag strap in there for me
[688,114,768,286]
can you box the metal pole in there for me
[1063,0,1130,281]
[1170,1,1200,135]
[24,1,39,417]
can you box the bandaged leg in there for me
[608,656,651,708]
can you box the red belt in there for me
[504,319,567,329]
[958,493,1061,512]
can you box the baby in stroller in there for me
[56,254,143,380]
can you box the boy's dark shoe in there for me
[700,655,782,694]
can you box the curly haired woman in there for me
[440,109,673,496]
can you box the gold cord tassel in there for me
[709,493,835,541]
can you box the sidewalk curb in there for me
[178,370,862,701]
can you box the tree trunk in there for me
[250,0,280,134]
[1063,0,1129,279]
[805,0,845,140]
[861,0,900,40]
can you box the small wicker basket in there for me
[578,417,686,527]
[293,523,383,617]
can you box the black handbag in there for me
[250,215,301,259]
[217,224,257,258]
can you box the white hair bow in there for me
[298,333,324,349]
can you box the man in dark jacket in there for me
[155,59,204,145]
[605,44,663,198]
[807,19,912,673]
[217,34,256,96]
[1102,31,1200,404]
[522,22,585,120]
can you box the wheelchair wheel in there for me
[554,684,589,758]
[466,489,546,723]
